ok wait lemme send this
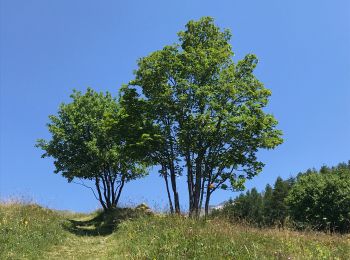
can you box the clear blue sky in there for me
[1,0,349,212]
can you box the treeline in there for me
[212,162,350,233]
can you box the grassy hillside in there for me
[1,202,349,259]
[0,202,69,259]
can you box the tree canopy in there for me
[128,16,283,216]
[37,88,151,211]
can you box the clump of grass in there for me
[0,202,67,259]
[108,215,350,259]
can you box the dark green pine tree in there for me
[262,184,274,226]
[232,192,250,221]
[270,177,290,227]
[231,188,263,226]
[248,188,264,226]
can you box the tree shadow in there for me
[63,218,113,236]
[63,205,152,236]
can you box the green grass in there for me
[1,202,349,259]
[110,216,350,259]
[0,202,69,259]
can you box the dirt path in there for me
[44,216,118,259]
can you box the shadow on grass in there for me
[63,206,152,237]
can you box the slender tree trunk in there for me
[192,152,205,218]
[204,171,213,217]
[186,152,195,217]
[204,191,211,217]
[199,176,206,212]
[111,186,116,206]
[104,173,112,208]
[193,156,203,218]
[169,162,180,214]
[101,176,111,209]
[110,175,116,207]
[187,172,193,216]
[95,177,107,211]
[174,193,180,213]
[162,164,174,214]
[115,175,125,207]
[167,130,180,214]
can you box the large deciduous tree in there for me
[37,88,152,211]
[128,17,283,217]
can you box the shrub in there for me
[286,170,350,233]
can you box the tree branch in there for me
[72,179,99,202]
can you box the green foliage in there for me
[0,203,67,259]
[37,88,144,181]
[227,188,264,225]
[262,184,274,226]
[213,161,350,233]
[37,88,152,210]
[214,177,292,228]
[128,16,283,215]
[269,177,293,226]
[287,164,350,233]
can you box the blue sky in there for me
[1,0,349,212]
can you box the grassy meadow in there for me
[1,202,349,259]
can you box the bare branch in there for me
[72,180,99,202]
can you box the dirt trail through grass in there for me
[44,215,117,260]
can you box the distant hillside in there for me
[199,201,230,216]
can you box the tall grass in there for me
[109,215,350,259]
[0,202,67,259]
[1,202,349,259]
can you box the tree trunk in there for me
[104,173,112,209]
[162,164,174,213]
[204,190,211,217]
[199,176,206,212]
[101,176,111,209]
[174,191,180,214]
[204,171,213,218]
[95,177,107,211]
[191,153,204,218]
[115,176,125,207]
[194,160,202,218]
[168,159,180,214]
[185,151,197,217]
